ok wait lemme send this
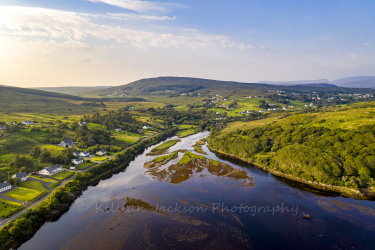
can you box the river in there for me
[19,131,375,249]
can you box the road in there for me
[0,131,161,228]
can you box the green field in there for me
[152,140,179,151]
[177,129,197,138]
[75,162,95,170]
[6,187,43,202]
[51,170,75,180]
[0,198,24,219]
[113,131,143,144]
[91,156,108,162]
[30,176,60,189]
[19,181,49,193]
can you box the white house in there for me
[59,139,74,148]
[115,128,122,132]
[96,150,107,156]
[72,158,84,165]
[142,124,151,129]
[0,181,11,192]
[78,121,86,126]
[22,120,34,126]
[138,129,143,134]
[39,165,62,176]
[12,172,29,182]
[73,151,81,157]
[0,125,4,130]
[80,151,90,157]
[69,166,76,171]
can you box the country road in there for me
[0,131,161,229]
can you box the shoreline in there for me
[207,145,375,200]
[3,130,176,250]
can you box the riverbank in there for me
[0,129,176,250]
[207,145,375,200]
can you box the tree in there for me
[30,145,42,158]
[39,149,51,163]
[8,218,32,238]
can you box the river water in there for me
[19,131,375,249]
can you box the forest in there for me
[208,112,375,189]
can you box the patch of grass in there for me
[91,156,108,162]
[75,162,94,170]
[152,140,179,151]
[19,181,49,194]
[41,145,66,154]
[177,154,191,166]
[6,187,43,202]
[178,124,197,130]
[153,151,178,165]
[30,176,60,189]
[208,159,221,167]
[51,170,74,180]
[177,129,197,138]
[0,198,24,219]
[186,151,206,161]
[193,146,207,155]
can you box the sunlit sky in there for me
[0,0,374,87]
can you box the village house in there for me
[0,181,11,193]
[12,172,29,182]
[0,125,5,130]
[142,124,151,129]
[39,165,62,176]
[72,158,84,165]
[22,120,34,126]
[138,129,143,134]
[78,121,86,126]
[115,128,122,132]
[69,166,76,171]
[96,150,107,156]
[58,139,74,148]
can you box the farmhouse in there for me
[96,150,107,156]
[12,172,29,182]
[39,165,62,176]
[59,139,74,148]
[0,181,11,193]
[72,158,84,165]
[73,151,80,157]
[115,128,122,132]
[142,124,151,129]
[22,120,34,126]
[78,121,86,126]
[0,125,4,130]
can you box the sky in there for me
[0,0,374,87]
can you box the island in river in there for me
[18,132,375,249]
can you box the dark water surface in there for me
[19,132,375,249]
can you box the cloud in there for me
[86,0,182,13]
[0,6,251,50]
[104,13,175,21]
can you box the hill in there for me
[208,102,375,191]
[0,85,91,114]
[33,86,114,95]
[260,76,375,88]
[85,76,374,98]
[331,76,375,89]
[0,85,147,114]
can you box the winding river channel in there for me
[19,131,375,249]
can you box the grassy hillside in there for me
[208,102,375,189]
[85,76,375,98]
[33,86,114,95]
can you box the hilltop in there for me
[85,76,374,98]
